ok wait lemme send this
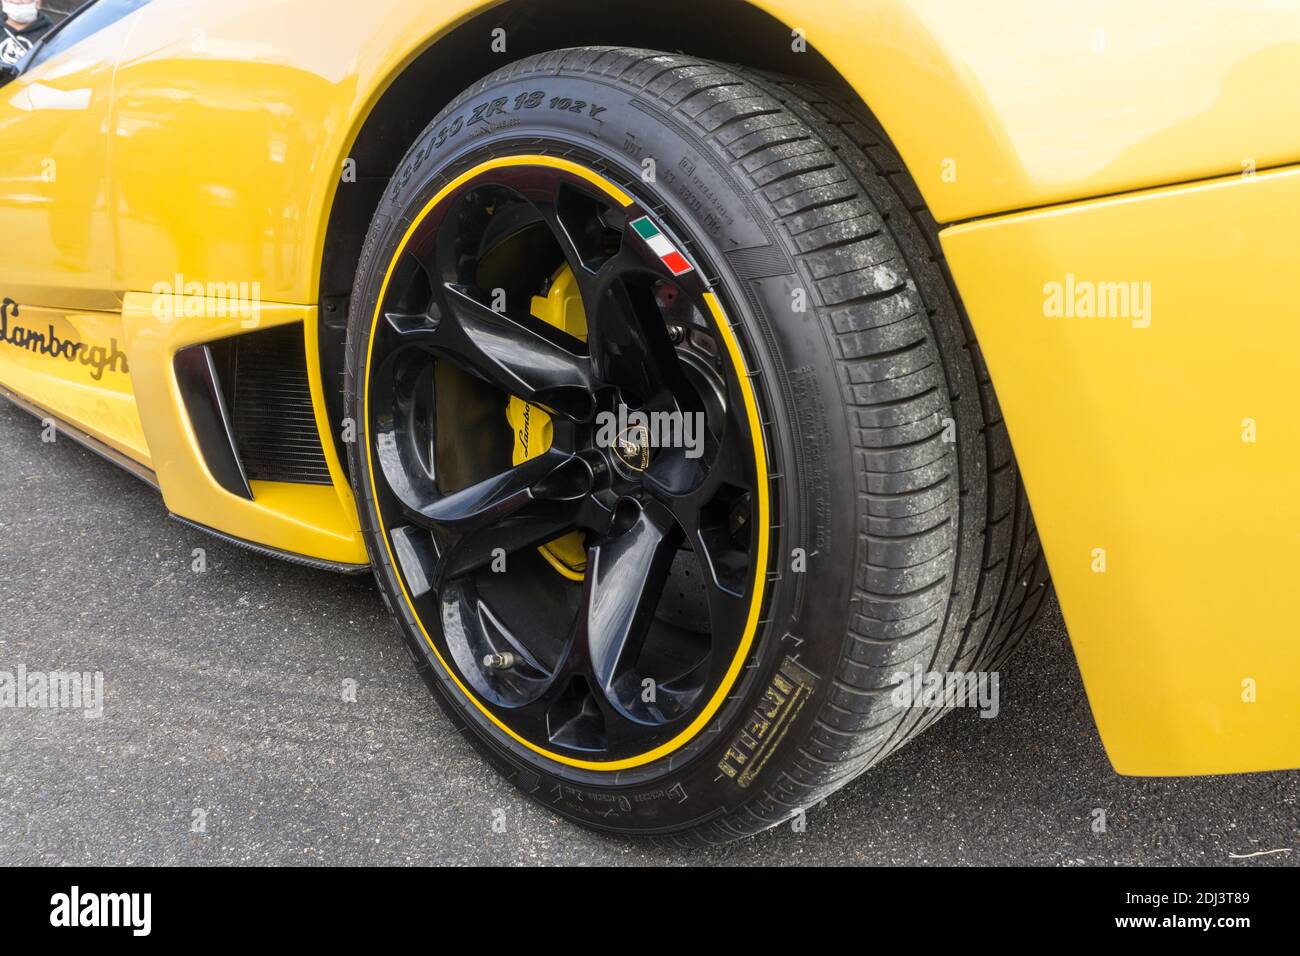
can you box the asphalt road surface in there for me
[1,400,1296,866]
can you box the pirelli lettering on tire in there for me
[718,656,818,788]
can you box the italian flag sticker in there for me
[630,216,694,276]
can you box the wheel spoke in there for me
[386,285,596,421]
[583,500,682,704]
[586,277,682,406]
[371,348,438,515]
[645,443,757,621]
[406,451,595,582]
[503,498,685,750]
[440,577,557,705]
[643,372,753,499]
[507,177,688,404]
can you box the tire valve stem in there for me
[667,325,685,344]
[482,651,519,671]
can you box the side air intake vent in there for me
[209,324,333,485]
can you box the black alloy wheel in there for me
[363,160,766,765]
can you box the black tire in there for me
[345,47,1051,845]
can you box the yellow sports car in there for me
[1,0,1296,844]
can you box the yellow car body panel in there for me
[0,0,1295,774]
[763,0,1300,221]
[943,167,1300,775]
[103,0,1300,300]
[119,292,366,565]
[0,302,147,463]
[0,12,126,312]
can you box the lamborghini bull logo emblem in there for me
[613,423,651,472]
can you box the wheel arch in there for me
[313,0,865,464]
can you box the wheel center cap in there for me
[611,423,651,475]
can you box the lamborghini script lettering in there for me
[0,298,129,380]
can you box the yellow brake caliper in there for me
[505,264,589,580]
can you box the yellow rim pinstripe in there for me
[363,155,769,771]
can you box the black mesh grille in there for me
[215,324,333,485]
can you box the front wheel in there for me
[345,47,1049,845]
